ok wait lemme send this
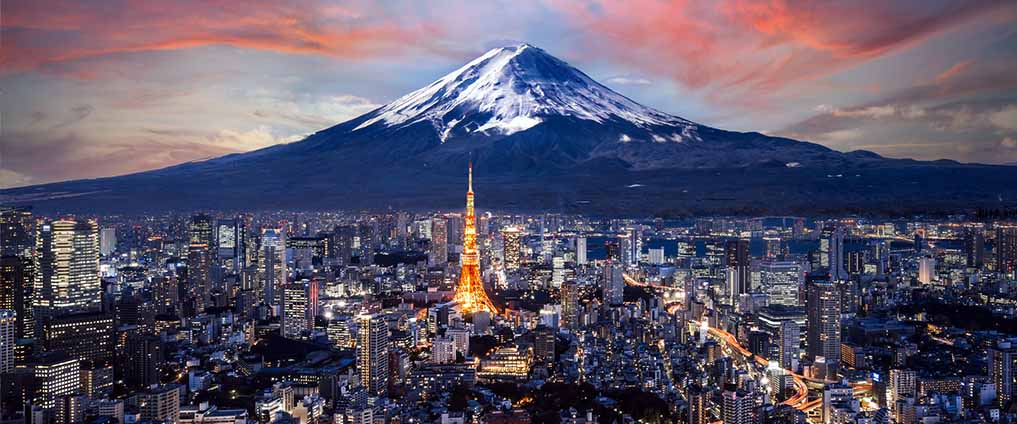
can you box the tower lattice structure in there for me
[452,162,498,314]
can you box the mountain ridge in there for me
[4,43,1017,215]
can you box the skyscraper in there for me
[188,214,214,309]
[560,280,579,330]
[452,163,497,314]
[0,256,33,338]
[0,207,34,258]
[917,256,935,284]
[965,229,985,268]
[330,224,355,267]
[820,226,847,281]
[807,276,841,376]
[725,239,750,305]
[429,218,448,267]
[259,228,286,305]
[187,243,212,309]
[551,256,565,288]
[189,214,214,246]
[575,236,587,266]
[99,227,116,257]
[357,313,389,396]
[0,310,15,373]
[603,262,624,306]
[998,224,1017,275]
[34,220,102,319]
[620,227,641,267]
[216,218,247,272]
[502,226,521,270]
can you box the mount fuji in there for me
[5,43,1017,215]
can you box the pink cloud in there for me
[935,60,975,83]
[556,0,1008,94]
[2,0,441,76]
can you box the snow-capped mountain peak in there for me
[354,43,693,140]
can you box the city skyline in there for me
[3,1,1017,188]
[4,204,1017,423]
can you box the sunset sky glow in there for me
[2,0,1016,187]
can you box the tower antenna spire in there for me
[453,155,497,314]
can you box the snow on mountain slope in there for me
[354,43,696,141]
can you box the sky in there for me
[2,0,1017,188]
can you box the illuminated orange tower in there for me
[452,162,498,314]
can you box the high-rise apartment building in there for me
[721,390,752,424]
[990,341,1017,409]
[998,225,1017,275]
[283,281,317,338]
[965,229,985,268]
[357,313,389,396]
[887,369,917,412]
[0,310,15,373]
[502,227,521,270]
[123,333,163,389]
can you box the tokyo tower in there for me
[452,162,498,314]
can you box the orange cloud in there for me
[2,0,440,76]
[935,60,974,83]
[557,0,1008,94]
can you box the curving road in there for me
[622,272,871,415]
